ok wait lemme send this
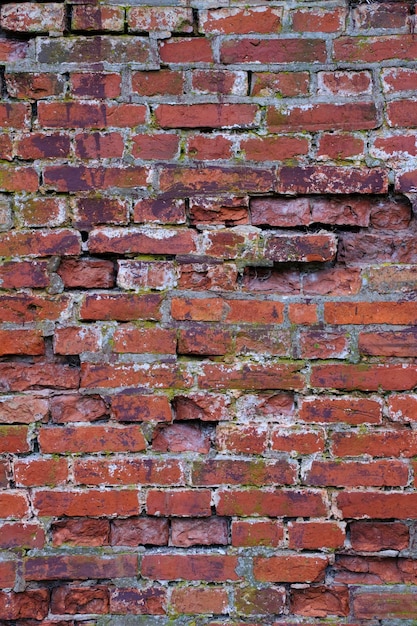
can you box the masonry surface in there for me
[1,0,417,623]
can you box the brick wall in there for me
[1,0,417,623]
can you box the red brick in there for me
[155,104,258,129]
[5,72,64,99]
[25,554,137,581]
[0,560,16,589]
[33,490,139,517]
[318,71,372,96]
[299,397,382,425]
[128,7,193,33]
[200,7,282,34]
[0,41,29,63]
[191,70,247,95]
[117,260,177,290]
[0,362,79,391]
[192,459,297,486]
[199,362,304,391]
[80,293,162,321]
[113,326,176,354]
[0,260,50,289]
[332,429,417,458]
[174,393,231,422]
[396,169,417,193]
[37,36,154,66]
[0,396,48,425]
[317,133,365,160]
[221,38,326,64]
[111,518,169,546]
[340,232,417,264]
[232,520,284,547]
[178,325,232,356]
[333,35,417,63]
[353,2,409,29]
[389,394,417,424]
[72,5,124,31]
[146,489,211,517]
[171,587,228,615]
[51,585,109,615]
[271,427,325,455]
[387,99,417,128]
[292,8,345,32]
[382,67,417,93]
[44,165,149,192]
[0,229,80,257]
[159,38,213,64]
[153,423,210,453]
[73,197,129,228]
[291,586,349,617]
[305,460,408,487]
[179,262,238,291]
[171,518,228,547]
[39,425,146,454]
[353,591,417,620]
[278,166,388,195]
[160,165,273,196]
[38,102,146,129]
[217,489,327,517]
[142,555,240,582]
[88,227,196,255]
[254,555,328,583]
[241,136,309,161]
[0,590,49,620]
[58,258,115,288]
[111,394,172,423]
[132,133,180,159]
[0,134,12,160]
[0,166,38,192]
[109,587,166,615]
[0,425,30,453]
[236,586,286,616]
[0,329,44,356]
[52,518,110,547]
[16,196,68,228]
[81,362,192,390]
[350,521,409,551]
[16,132,71,159]
[372,134,417,158]
[15,458,68,487]
[251,72,309,97]
[326,301,417,325]
[75,132,124,159]
[134,198,186,224]
[367,265,417,293]
[335,555,417,585]
[172,297,283,324]
[289,521,345,550]
[288,303,318,325]
[0,492,29,519]
[74,458,182,486]
[337,491,417,519]
[0,522,45,549]
[132,70,184,96]
[1,3,65,32]
[188,135,233,160]
[54,326,101,355]
[70,72,121,98]
[359,329,417,356]
[312,363,417,391]
[298,330,349,359]
[216,423,267,454]
[50,394,107,424]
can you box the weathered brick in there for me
[1,3,65,33]
[200,7,282,34]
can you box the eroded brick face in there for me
[1,0,417,622]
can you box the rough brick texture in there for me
[0,0,417,623]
